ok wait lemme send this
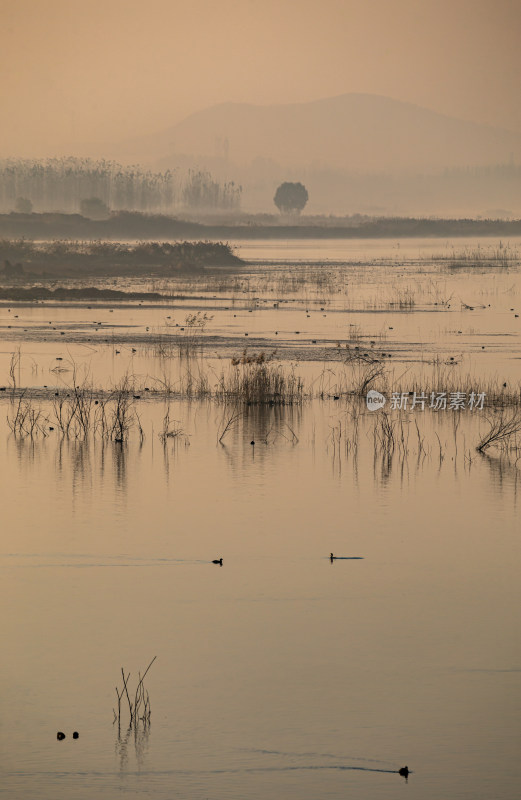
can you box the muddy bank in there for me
[0,286,176,302]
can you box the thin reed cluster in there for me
[114,657,156,728]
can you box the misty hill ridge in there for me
[152,93,521,171]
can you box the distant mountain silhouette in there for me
[140,94,521,172]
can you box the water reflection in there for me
[69,440,93,500]
[115,721,151,772]
[158,403,192,484]
[243,403,302,446]
[218,404,303,474]
[112,441,128,491]
[373,451,394,486]
[11,434,42,465]
[479,450,520,498]
[4,403,521,504]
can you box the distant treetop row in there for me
[0,158,241,215]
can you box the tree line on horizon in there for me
[0,158,242,215]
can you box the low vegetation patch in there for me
[217,356,304,405]
[0,238,243,278]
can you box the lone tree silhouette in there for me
[80,197,110,220]
[273,182,308,215]
[15,197,33,214]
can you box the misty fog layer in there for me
[2,93,521,217]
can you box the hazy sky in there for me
[1,0,520,157]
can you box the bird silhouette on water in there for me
[212,558,223,565]
[330,553,364,561]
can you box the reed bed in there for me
[434,243,521,269]
[216,358,304,405]
[7,375,144,441]
[149,265,348,298]
[152,311,214,359]
[5,383,521,466]
[4,342,521,465]
[389,359,521,409]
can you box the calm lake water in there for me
[0,238,520,799]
